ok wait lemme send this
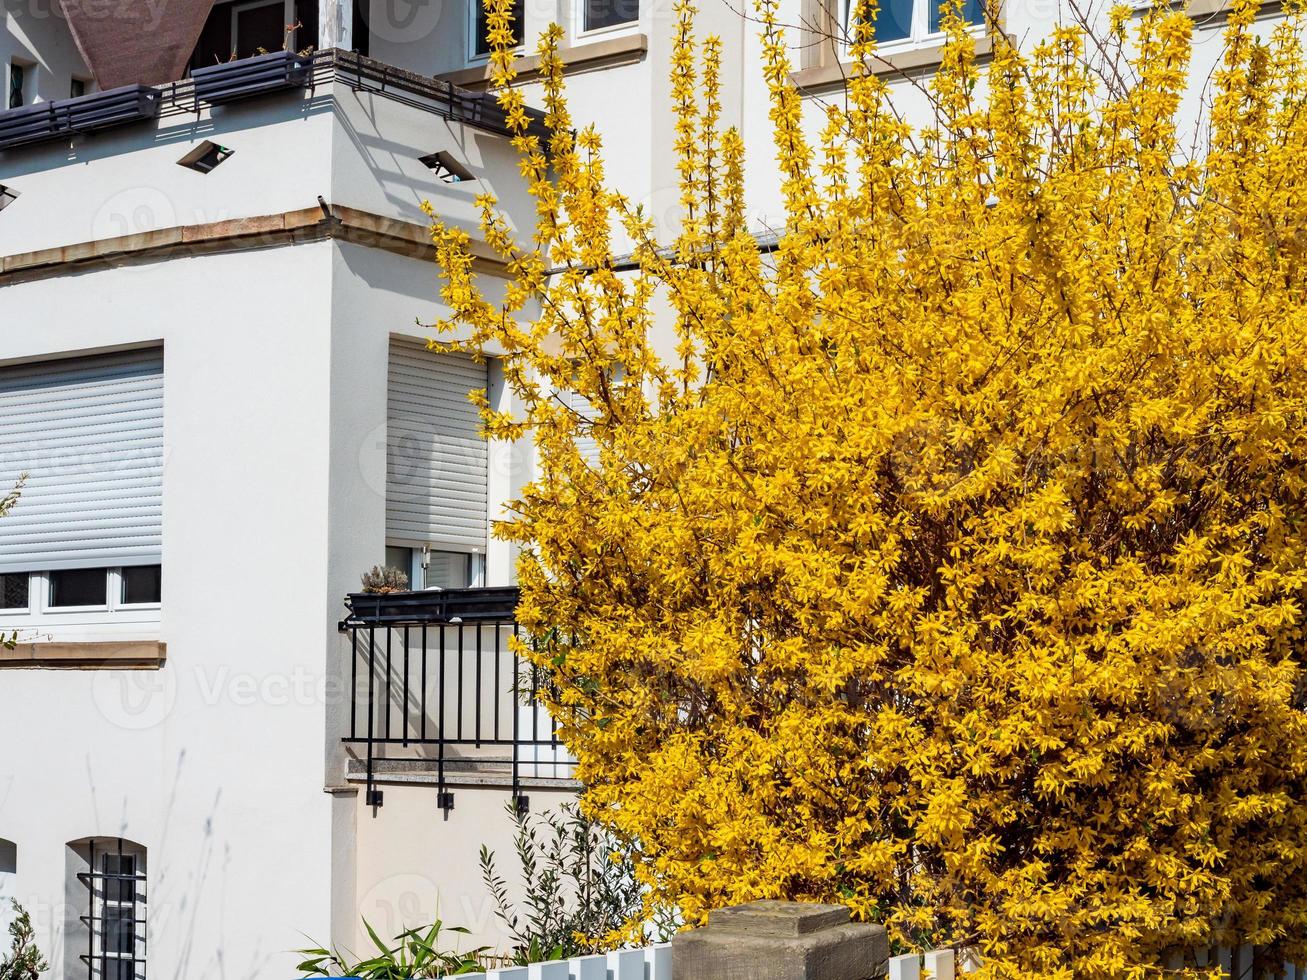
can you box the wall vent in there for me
[178,140,234,174]
[418,150,475,184]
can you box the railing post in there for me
[365,625,382,807]
[672,901,888,980]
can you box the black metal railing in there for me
[340,586,576,813]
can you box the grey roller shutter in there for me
[386,340,488,550]
[0,348,164,574]
[566,386,599,465]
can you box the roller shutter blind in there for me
[386,340,488,551]
[0,348,164,574]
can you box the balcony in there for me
[340,586,577,813]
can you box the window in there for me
[386,341,489,557]
[121,566,162,605]
[0,567,161,619]
[70,77,88,98]
[71,838,146,980]
[579,0,638,34]
[845,0,983,47]
[231,0,294,58]
[386,546,484,590]
[471,0,524,58]
[0,573,27,610]
[7,61,28,109]
[0,350,164,630]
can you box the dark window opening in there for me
[351,0,370,56]
[473,0,524,57]
[234,0,291,58]
[178,141,235,173]
[0,572,28,609]
[583,0,638,32]
[70,77,87,98]
[121,566,162,605]
[49,568,108,608]
[8,62,25,109]
[191,0,318,70]
[418,150,474,183]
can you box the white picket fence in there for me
[445,941,1304,980]
[888,945,1306,979]
[457,944,672,980]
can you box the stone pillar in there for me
[672,900,889,980]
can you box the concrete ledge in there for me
[0,204,509,285]
[0,640,166,669]
[346,756,580,791]
[790,34,995,94]
[441,33,648,90]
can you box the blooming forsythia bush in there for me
[426,0,1307,973]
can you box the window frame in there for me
[572,0,640,41]
[0,567,162,630]
[77,838,147,980]
[467,0,526,63]
[7,60,33,110]
[229,0,299,58]
[840,0,985,56]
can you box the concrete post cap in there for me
[707,901,853,937]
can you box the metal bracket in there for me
[513,794,530,816]
[366,788,384,807]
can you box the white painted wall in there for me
[0,243,338,980]
[0,61,541,980]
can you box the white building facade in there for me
[0,0,1288,973]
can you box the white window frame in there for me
[230,0,299,56]
[385,543,486,590]
[0,567,162,632]
[466,0,527,64]
[841,0,985,56]
[572,0,640,41]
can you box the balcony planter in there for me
[191,50,312,105]
[343,586,520,626]
[0,84,159,151]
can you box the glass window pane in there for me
[121,566,162,605]
[0,573,28,610]
[928,0,983,32]
[425,551,472,590]
[874,0,913,42]
[473,0,524,56]
[49,568,108,607]
[584,0,638,32]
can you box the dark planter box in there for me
[344,586,520,626]
[191,51,312,106]
[0,84,159,151]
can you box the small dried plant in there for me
[359,565,409,594]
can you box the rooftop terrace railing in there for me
[0,48,547,153]
[340,586,576,813]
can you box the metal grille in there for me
[341,587,577,813]
[78,839,146,980]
